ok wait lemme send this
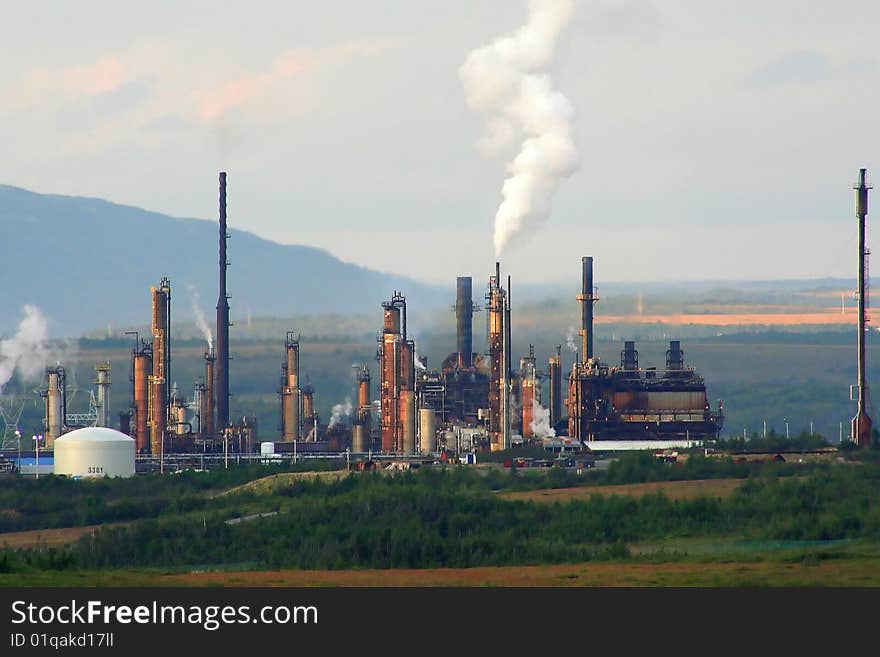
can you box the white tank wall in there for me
[54,428,135,478]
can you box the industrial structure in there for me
[853,168,873,448]
[53,427,135,479]
[42,365,66,450]
[378,292,416,453]
[279,332,301,442]
[352,365,372,452]
[487,263,512,451]
[149,277,171,457]
[215,171,231,432]
[565,257,723,441]
[12,167,745,474]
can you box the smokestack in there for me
[456,277,474,368]
[133,343,151,453]
[521,345,536,439]
[354,366,371,452]
[622,340,639,372]
[578,256,595,362]
[202,348,215,436]
[281,333,300,442]
[216,172,230,430]
[94,362,111,428]
[549,345,562,427]
[853,167,873,447]
[150,278,171,457]
[503,274,512,450]
[666,340,684,371]
[43,366,65,449]
[487,263,505,450]
[379,300,401,452]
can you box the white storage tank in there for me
[54,427,135,478]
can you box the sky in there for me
[1,0,878,286]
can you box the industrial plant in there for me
[9,166,880,478]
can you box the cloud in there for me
[26,54,128,98]
[198,40,394,122]
[75,55,125,95]
[199,51,311,121]
[747,51,832,86]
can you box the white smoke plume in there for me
[529,398,556,438]
[565,327,577,353]
[0,305,56,394]
[186,284,213,350]
[459,0,578,257]
[329,397,353,428]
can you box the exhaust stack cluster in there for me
[378,292,416,453]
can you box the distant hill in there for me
[0,185,447,337]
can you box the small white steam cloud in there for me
[459,0,578,257]
[0,305,54,394]
[186,284,213,350]
[529,398,556,438]
[329,397,353,428]
[565,327,577,353]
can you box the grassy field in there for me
[3,464,879,588]
[499,478,747,503]
[4,555,879,587]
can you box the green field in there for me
[2,452,880,586]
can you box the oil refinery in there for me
[14,166,880,477]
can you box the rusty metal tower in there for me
[853,168,873,447]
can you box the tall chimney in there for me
[455,277,474,368]
[548,345,562,427]
[503,274,512,450]
[853,168,873,447]
[487,263,505,450]
[203,348,215,436]
[94,362,111,428]
[133,343,152,453]
[150,278,171,457]
[215,172,230,430]
[578,256,595,362]
[281,332,300,442]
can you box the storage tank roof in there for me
[55,427,134,443]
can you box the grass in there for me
[499,478,748,503]
[4,553,880,587]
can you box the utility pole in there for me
[853,168,873,448]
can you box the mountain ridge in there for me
[0,184,446,337]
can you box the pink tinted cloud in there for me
[75,55,125,94]
[197,39,394,121]
[199,50,312,121]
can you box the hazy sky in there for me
[2,1,878,285]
